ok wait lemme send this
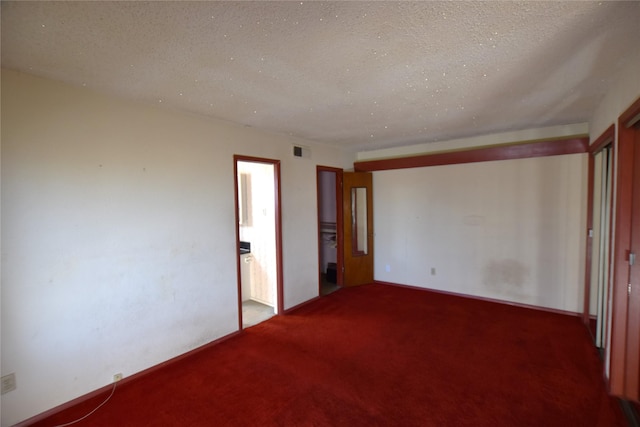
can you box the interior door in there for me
[626,121,640,399]
[343,172,373,286]
[610,97,640,400]
[628,124,640,401]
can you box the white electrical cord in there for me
[52,381,117,427]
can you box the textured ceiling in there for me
[2,1,639,151]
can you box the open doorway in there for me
[317,166,343,295]
[235,156,283,329]
[587,132,614,351]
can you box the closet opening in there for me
[316,166,343,295]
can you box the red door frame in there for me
[234,155,284,330]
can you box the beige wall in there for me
[373,154,587,312]
[357,118,592,313]
[0,69,353,426]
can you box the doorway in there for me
[317,166,343,295]
[585,128,614,351]
[234,156,283,329]
[316,169,374,291]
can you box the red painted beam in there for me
[354,136,589,172]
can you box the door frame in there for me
[609,96,640,398]
[316,166,344,290]
[583,125,615,336]
[233,155,284,330]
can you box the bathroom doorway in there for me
[234,156,283,329]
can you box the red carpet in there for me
[28,284,627,426]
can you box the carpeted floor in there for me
[29,284,627,426]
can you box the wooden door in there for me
[610,97,640,400]
[621,119,640,400]
[343,172,373,286]
[629,123,640,399]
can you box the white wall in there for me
[0,69,353,426]
[373,153,587,312]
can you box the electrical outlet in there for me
[113,373,123,383]
[1,373,17,395]
[430,267,436,276]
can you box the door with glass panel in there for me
[342,172,373,286]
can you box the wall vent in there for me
[293,145,311,159]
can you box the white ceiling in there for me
[2,1,639,152]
